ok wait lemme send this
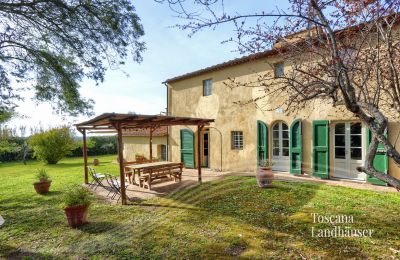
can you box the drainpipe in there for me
[163,82,170,161]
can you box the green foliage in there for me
[35,168,50,182]
[62,185,92,208]
[29,127,76,164]
[70,136,117,157]
[0,1,145,116]
[0,137,33,162]
[0,140,20,154]
[0,111,14,124]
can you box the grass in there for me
[0,155,399,259]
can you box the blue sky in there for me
[9,0,288,134]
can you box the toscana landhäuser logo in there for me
[311,213,374,238]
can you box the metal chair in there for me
[105,174,129,202]
[88,167,106,190]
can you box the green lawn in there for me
[0,155,399,259]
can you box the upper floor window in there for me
[231,131,243,150]
[274,62,284,77]
[203,79,212,96]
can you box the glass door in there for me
[333,122,365,180]
[272,122,290,172]
[202,131,209,167]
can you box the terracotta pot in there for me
[256,167,274,188]
[33,180,52,194]
[93,158,99,166]
[64,204,89,228]
[135,156,145,163]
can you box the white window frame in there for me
[274,62,284,78]
[231,131,244,150]
[203,79,212,96]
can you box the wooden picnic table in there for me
[125,161,177,185]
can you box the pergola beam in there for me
[197,125,204,183]
[82,129,89,184]
[149,126,153,162]
[115,123,128,205]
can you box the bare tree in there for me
[158,0,400,189]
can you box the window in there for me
[161,145,167,161]
[339,47,356,69]
[272,122,289,157]
[203,79,212,96]
[231,131,243,150]
[350,123,362,160]
[274,62,284,77]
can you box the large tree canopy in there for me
[160,0,400,189]
[0,0,145,117]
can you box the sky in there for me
[8,0,288,135]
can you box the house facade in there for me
[122,127,168,162]
[164,50,400,185]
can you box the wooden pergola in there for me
[75,113,214,205]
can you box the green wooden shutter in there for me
[312,120,329,179]
[290,119,302,175]
[366,127,388,186]
[257,121,268,166]
[180,129,195,168]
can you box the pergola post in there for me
[116,124,127,205]
[149,127,153,162]
[82,129,89,184]
[197,125,204,183]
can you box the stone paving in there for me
[89,168,398,204]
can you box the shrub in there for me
[0,136,33,163]
[69,136,117,157]
[62,185,92,208]
[29,127,76,164]
[35,169,50,182]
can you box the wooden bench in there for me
[139,163,183,190]
[123,160,152,184]
[168,163,183,182]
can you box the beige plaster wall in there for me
[168,58,400,180]
[123,136,167,161]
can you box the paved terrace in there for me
[89,169,398,204]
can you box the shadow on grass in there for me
[46,162,84,168]
[41,190,63,197]
[158,176,371,258]
[78,221,121,234]
[0,244,60,260]
[131,202,203,212]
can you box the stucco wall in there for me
[167,58,400,180]
[123,136,167,161]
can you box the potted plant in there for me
[256,159,274,188]
[93,158,99,166]
[62,185,92,228]
[135,153,147,163]
[33,169,52,194]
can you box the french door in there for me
[272,122,290,172]
[332,122,366,180]
[202,131,209,167]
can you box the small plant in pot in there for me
[63,185,92,228]
[92,158,99,166]
[256,159,274,188]
[33,169,52,194]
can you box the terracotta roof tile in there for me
[122,126,167,137]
